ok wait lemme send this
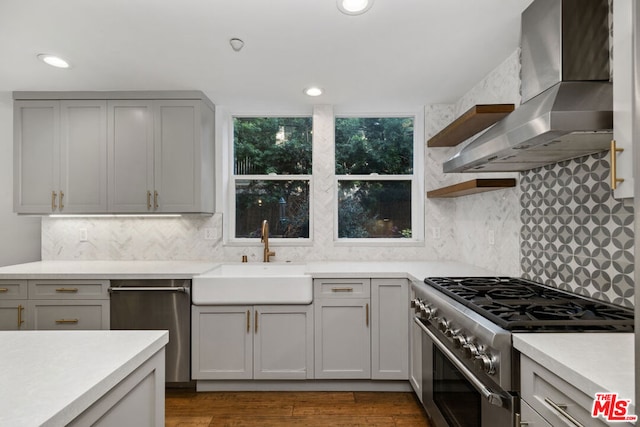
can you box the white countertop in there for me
[0,260,218,279]
[0,330,168,427]
[514,333,635,409]
[0,259,501,280]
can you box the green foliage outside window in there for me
[336,117,414,239]
[233,117,312,238]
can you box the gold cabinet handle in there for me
[255,310,258,334]
[17,304,24,328]
[246,310,250,333]
[59,190,64,210]
[55,287,78,293]
[544,398,584,427]
[331,287,353,293]
[154,191,159,210]
[51,191,57,211]
[611,140,625,190]
[55,318,79,324]
[0,288,8,293]
[366,303,369,327]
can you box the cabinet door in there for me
[371,279,408,380]
[314,298,370,379]
[191,305,253,380]
[108,100,154,212]
[254,305,314,380]
[60,100,108,213]
[153,100,203,213]
[409,318,423,399]
[13,100,60,213]
[613,0,634,199]
[0,301,27,330]
[29,300,109,330]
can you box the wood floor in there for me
[165,389,431,426]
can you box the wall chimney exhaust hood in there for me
[443,0,612,173]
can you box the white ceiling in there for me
[0,0,534,112]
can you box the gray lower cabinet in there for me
[192,304,314,380]
[520,354,634,427]
[409,282,422,399]
[313,278,408,380]
[0,280,28,330]
[0,279,109,330]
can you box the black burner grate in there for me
[423,277,634,332]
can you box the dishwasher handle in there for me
[109,286,188,293]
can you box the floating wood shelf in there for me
[427,104,515,148]
[427,178,516,198]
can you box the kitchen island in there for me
[0,330,168,426]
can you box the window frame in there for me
[226,113,314,246]
[333,113,424,245]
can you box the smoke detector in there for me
[229,38,244,52]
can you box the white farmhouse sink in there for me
[192,263,312,305]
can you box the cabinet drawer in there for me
[521,355,618,427]
[520,400,552,427]
[29,300,109,330]
[0,280,28,299]
[314,279,370,298]
[28,280,109,299]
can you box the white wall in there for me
[0,92,41,266]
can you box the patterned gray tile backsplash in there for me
[520,151,634,308]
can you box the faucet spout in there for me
[261,220,276,262]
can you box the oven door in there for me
[415,318,516,427]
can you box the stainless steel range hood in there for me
[443,0,612,173]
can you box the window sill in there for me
[333,238,425,247]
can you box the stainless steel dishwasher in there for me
[109,279,191,384]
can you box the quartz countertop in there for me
[0,260,218,279]
[513,333,635,412]
[0,260,501,280]
[0,330,168,427]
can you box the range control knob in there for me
[437,318,449,334]
[452,334,468,349]
[421,305,437,320]
[462,342,479,359]
[410,298,421,312]
[474,353,496,375]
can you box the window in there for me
[335,116,417,240]
[232,117,312,239]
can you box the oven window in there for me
[433,346,481,427]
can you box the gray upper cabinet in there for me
[108,99,215,213]
[107,100,154,213]
[613,0,635,199]
[13,91,215,214]
[14,100,60,214]
[14,100,107,214]
[61,101,108,213]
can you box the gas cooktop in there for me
[423,277,634,332]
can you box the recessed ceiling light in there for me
[337,0,374,15]
[304,87,323,97]
[37,54,70,69]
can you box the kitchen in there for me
[0,0,637,426]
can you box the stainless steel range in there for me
[412,277,634,427]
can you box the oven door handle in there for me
[415,317,504,408]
